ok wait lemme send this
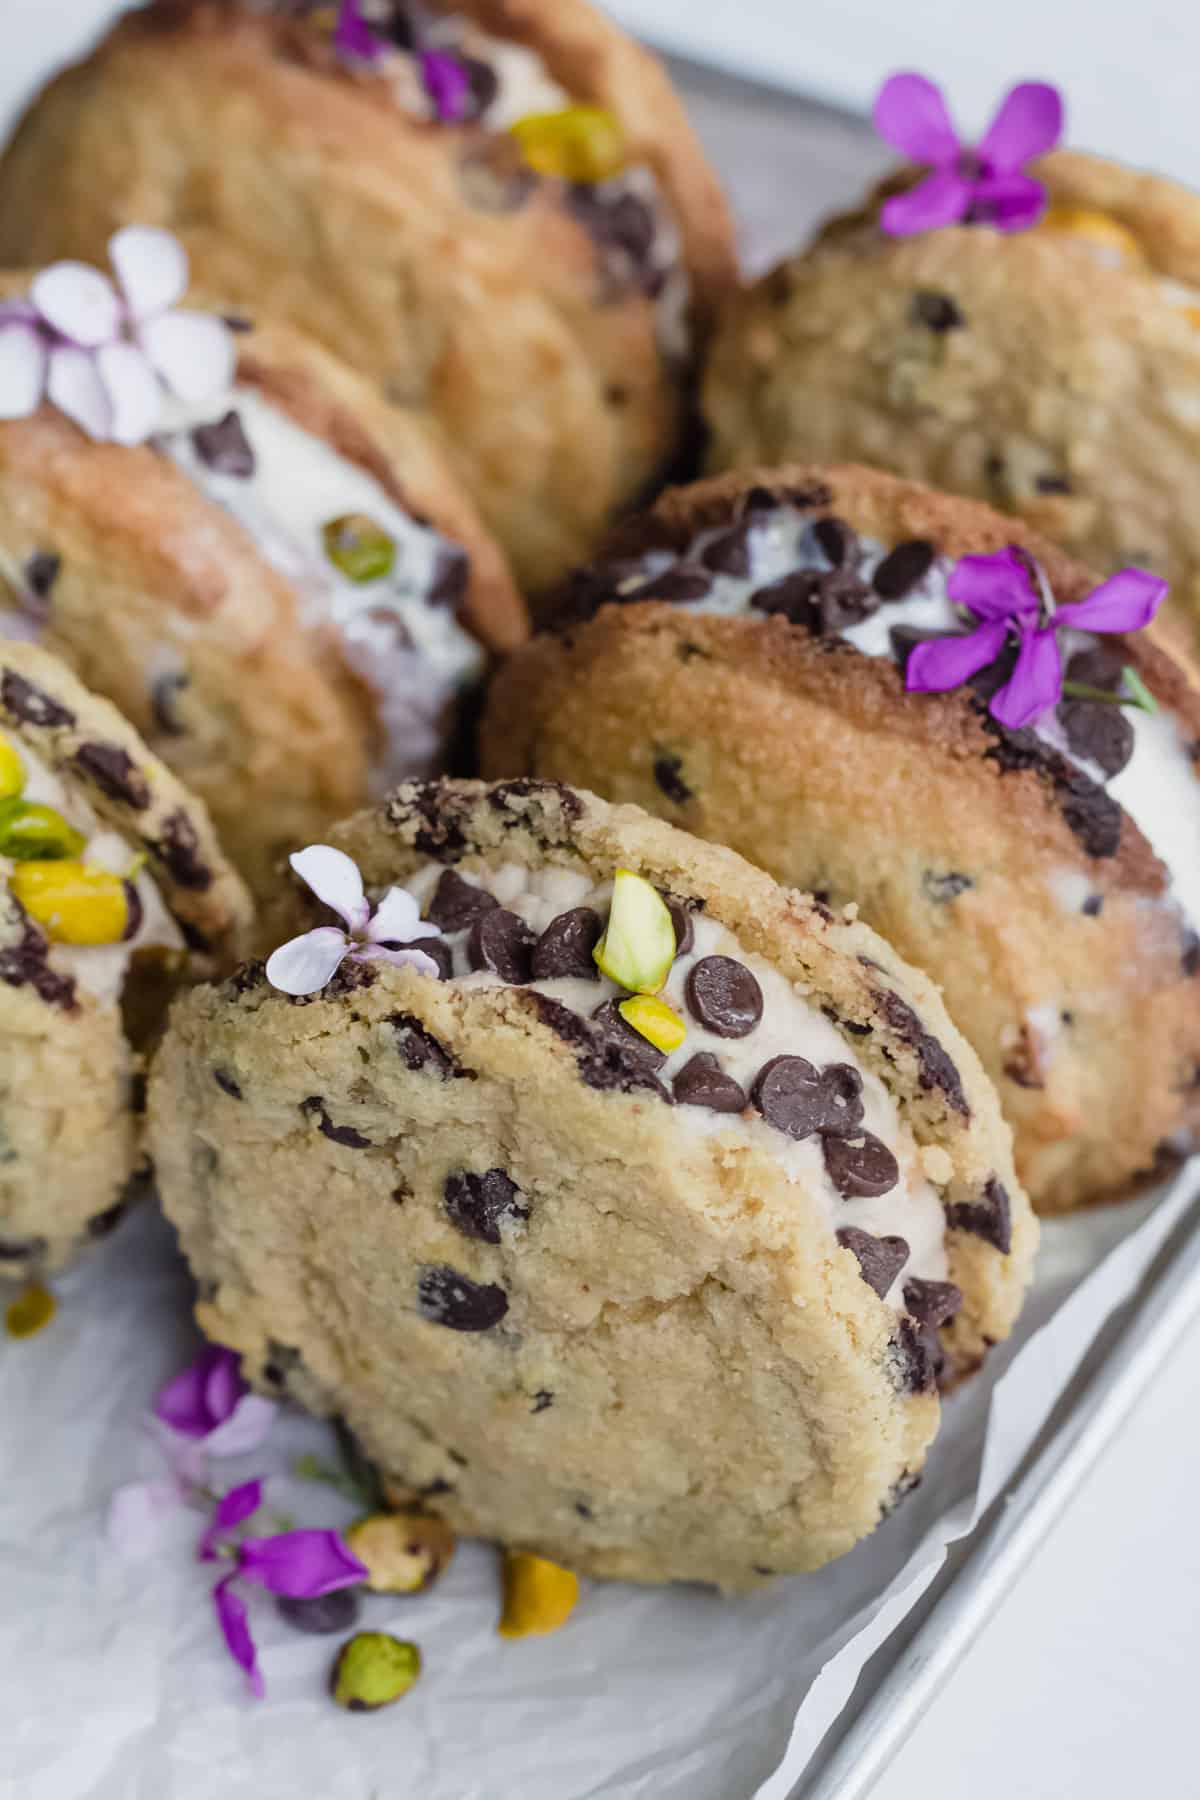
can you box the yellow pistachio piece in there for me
[10,860,130,945]
[6,1283,56,1339]
[509,106,627,184]
[0,800,86,862]
[1037,202,1145,268]
[329,1633,422,1711]
[593,870,676,993]
[1183,305,1200,329]
[344,1511,456,1595]
[0,736,24,801]
[322,513,397,584]
[498,1550,579,1639]
[618,992,686,1054]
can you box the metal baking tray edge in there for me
[788,1177,1200,1799]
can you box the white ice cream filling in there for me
[157,387,485,791]
[2,739,181,1007]
[403,857,952,1313]
[623,503,1200,930]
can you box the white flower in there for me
[265,844,442,996]
[0,225,235,444]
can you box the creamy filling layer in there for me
[403,857,951,1312]
[4,739,181,1006]
[157,387,485,790]
[618,502,1200,929]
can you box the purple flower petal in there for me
[872,73,961,166]
[265,926,351,997]
[365,885,427,945]
[156,1345,240,1437]
[46,346,111,440]
[31,262,121,349]
[106,1478,186,1561]
[139,310,235,405]
[95,341,163,445]
[202,1394,277,1459]
[947,548,1039,622]
[906,620,1010,694]
[108,225,189,321]
[237,1529,368,1598]
[971,171,1048,232]
[213,1574,264,1699]
[202,1348,244,1426]
[199,1477,264,1562]
[0,322,48,421]
[289,844,370,933]
[978,82,1064,173]
[334,0,388,62]
[989,625,1063,729]
[880,170,971,238]
[420,49,472,123]
[1053,567,1169,634]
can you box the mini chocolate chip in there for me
[24,551,60,608]
[0,920,76,1010]
[903,1277,963,1329]
[922,869,973,903]
[459,53,499,119]
[635,565,714,604]
[277,1589,361,1636]
[0,1233,47,1261]
[836,1226,909,1298]
[686,955,763,1038]
[946,1176,1013,1254]
[532,907,602,981]
[429,544,470,609]
[567,186,658,291]
[129,1071,148,1115]
[700,522,754,576]
[665,895,695,957]
[673,1052,747,1112]
[531,993,671,1100]
[1035,472,1072,495]
[411,936,452,980]
[390,1011,470,1078]
[751,1056,865,1140]
[1067,648,1124,692]
[531,1390,554,1413]
[891,1317,939,1393]
[875,991,969,1117]
[223,312,254,333]
[191,410,255,477]
[1,670,74,728]
[152,808,213,891]
[823,1132,900,1198]
[574,1500,593,1519]
[751,565,877,633]
[262,1342,301,1387]
[653,752,693,805]
[812,516,855,568]
[150,671,190,736]
[417,1266,508,1332]
[872,540,935,600]
[1184,932,1200,978]
[1082,893,1104,917]
[591,997,667,1070]
[980,720,1122,859]
[87,1200,129,1239]
[1058,698,1134,778]
[213,1068,242,1100]
[910,290,964,332]
[72,743,151,809]
[468,907,535,983]
[300,1095,370,1149]
[427,868,497,933]
[444,1169,528,1244]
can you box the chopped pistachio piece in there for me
[619,993,686,1054]
[329,1632,422,1711]
[593,870,676,993]
[498,1550,579,1639]
[6,1283,55,1339]
[0,736,24,801]
[10,860,131,945]
[345,1511,456,1595]
[322,513,396,584]
[509,106,627,183]
[0,800,86,862]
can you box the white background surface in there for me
[2,6,1198,1799]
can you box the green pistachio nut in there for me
[593,869,677,993]
[0,799,87,862]
[322,513,397,584]
[329,1632,422,1711]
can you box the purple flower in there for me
[265,844,442,996]
[873,73,1064,236]
[203,1480,367,1697]
[0,227,234,442]
[333,0,388,62]
[906,549,1167,729]
[419,49,471,123]
[155,1344,277,1456]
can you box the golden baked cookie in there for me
[0,0,737,593]
[148,778,1034,1589]
[0,260,526,898]
[0,639,252,1281]
[703,149,1200,649]
[481,465,1200,1214]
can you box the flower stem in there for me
[1060,665,1158,716]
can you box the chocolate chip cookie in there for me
[482,466,1200,1213]
[0,640,252,1280]
[149,778,1034,1589]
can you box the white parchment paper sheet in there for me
[1,1166,1195,1800]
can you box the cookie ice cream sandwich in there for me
[0,234,525,895]
[0,0,737,592]
[149,778,1034,1589]
[0,640,251,1281]
[482,466,1200,1214]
